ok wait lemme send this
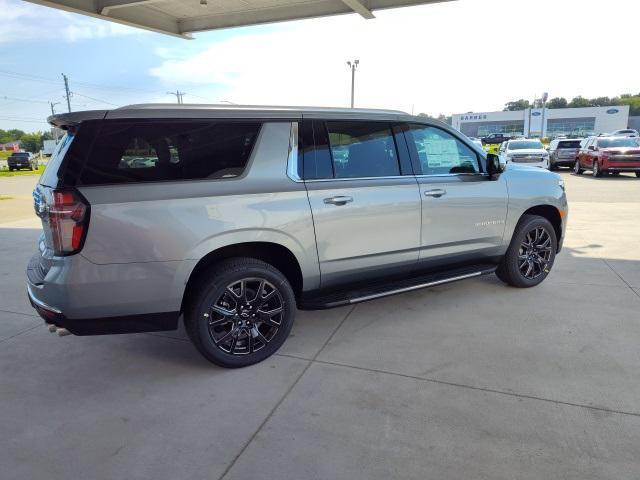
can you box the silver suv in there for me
[27,105,568,367]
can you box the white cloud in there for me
[0,0,143,44]
[149,0,640,115]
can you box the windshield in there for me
[508,141,544,150]
[557,141,581,149]
[598,138,639,148]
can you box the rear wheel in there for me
[592,161,602,177]
[573,160,583,175]
[185,257,296,368]
[496,215,557,288]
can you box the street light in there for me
[347,59,359,108]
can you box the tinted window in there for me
[301,121,333,180]
[407,125,480,175]
[325,121,400,178]
[79,121,261,185]
[557,140,581,148]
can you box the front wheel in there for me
[573,160,583,175]
[185,257,296,368]
[496,215,557,288]
[592,161,602,177]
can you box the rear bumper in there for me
[551,157,576,166]
[26,249,183,335]
[28,284,179,335]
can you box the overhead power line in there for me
[72,91,120,107]
[0,95,50,104]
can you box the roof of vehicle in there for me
[46,104,441,129]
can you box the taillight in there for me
[46,189,89,256]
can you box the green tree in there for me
[568,96,593,108]
[503,99,530,111]
[546,97,568,109]
[591,96,613,107]
[19,132,44,153]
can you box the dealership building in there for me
[452,105,630,138]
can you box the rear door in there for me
[302,120,421,287]
[404,123,508,265]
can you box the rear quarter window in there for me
[78,120,261,185]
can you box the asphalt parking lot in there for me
[1,171,639,479]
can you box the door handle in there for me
[323,195,353,206]
[424,188,446,198]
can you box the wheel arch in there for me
[181,242,304,314]
[521,205,562,248]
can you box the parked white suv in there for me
[499,139,550,169]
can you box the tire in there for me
[496,214,557,288]
[184,257,296,368]
[592,161,602,177]
[636,172,640,178]
[573,160,583,175]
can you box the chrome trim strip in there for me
[304,175,412,183]
[348,271,482,304]
[286,121,302,182]
[27,285,62,314]
[414,173,489,178]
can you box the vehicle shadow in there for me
[2,225,638,371]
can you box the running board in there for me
[299,264,497,310]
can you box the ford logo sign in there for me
[606,108,619,114]
[531,112,541,116]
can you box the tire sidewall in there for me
[505,216,557,287]
[574,160,582,174]
[188,262,296,368]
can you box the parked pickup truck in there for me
[28,105,568,368]
[481,133,512,145]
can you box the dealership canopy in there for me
[24,0,453,38]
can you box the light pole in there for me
[347,59,359,108]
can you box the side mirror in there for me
[588,145,596,151]
[486,153,504,177]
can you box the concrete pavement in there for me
[1,171,639,479]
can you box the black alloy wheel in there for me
[185,257,296,368]
[517,227,553,280]
[496,214,557,288]
[207,278,284,356]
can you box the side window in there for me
[79,121,261,185]
[301,120,333,180]
[407,124,480,175]
[325,121,400,178]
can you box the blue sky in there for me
[1,0,639,132]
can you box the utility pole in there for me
[167,90,186,104]
[50,101,61,141]
[346,59,359,108]
[62,73,72,112]
[49,101,59,116]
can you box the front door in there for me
[404,124,508,264]
[303,120,421,287]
